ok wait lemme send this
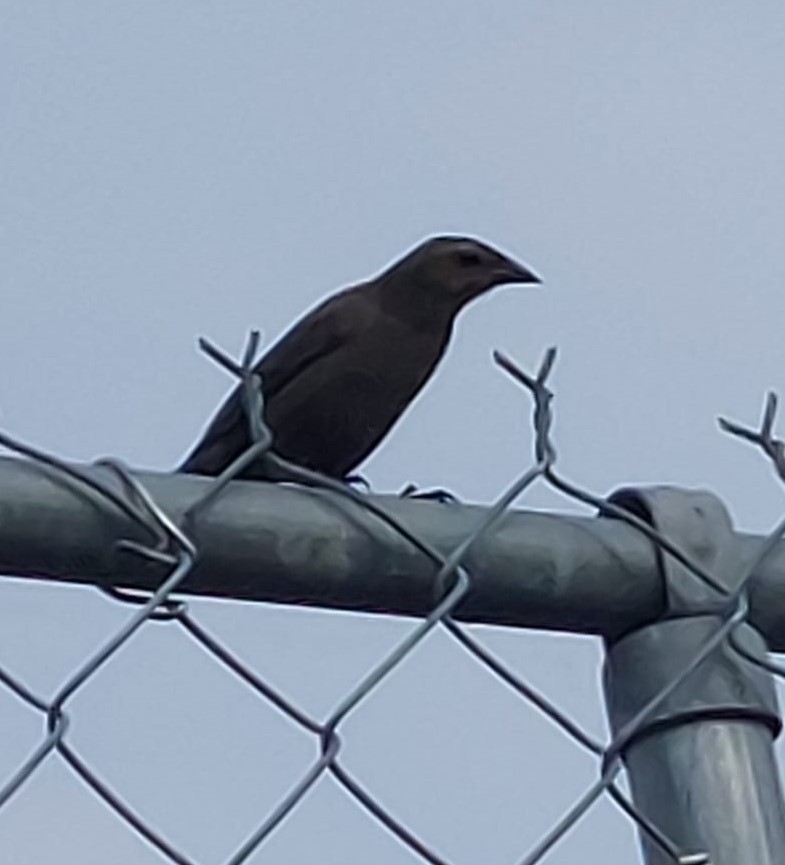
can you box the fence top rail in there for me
[0,455,782,645]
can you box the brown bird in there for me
[179,235,541,481]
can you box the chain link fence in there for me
[0,334,783,864]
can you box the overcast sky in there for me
[3,2,785,863]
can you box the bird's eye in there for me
[457,250,482,267]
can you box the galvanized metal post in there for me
[604,617,785,864]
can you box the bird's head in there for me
[388,236,541,311]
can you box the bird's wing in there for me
[256,286,364,398]
[179,285,368,474]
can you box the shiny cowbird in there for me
[179,236,541,481]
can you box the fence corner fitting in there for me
[601,485,785,865]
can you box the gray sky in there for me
[2,2,785,863]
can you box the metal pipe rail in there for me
[1,455,784,646]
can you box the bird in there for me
[179,235,541,482]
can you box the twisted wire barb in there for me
[719,392,785,681]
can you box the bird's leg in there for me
[398,483,460,504]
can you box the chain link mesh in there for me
[0,334,782,864]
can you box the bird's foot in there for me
[344,473,373,492]
[398,483,460,504]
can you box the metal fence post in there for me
[604,616,785,864]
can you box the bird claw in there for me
[398,483,460,504]
[344,473,372,492]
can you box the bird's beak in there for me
[494,257,542,285]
